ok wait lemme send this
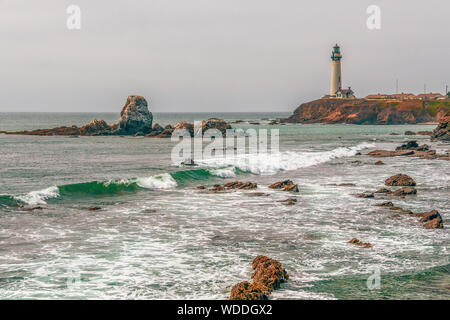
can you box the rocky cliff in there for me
[431,111,450,141]
[285,99,450,125]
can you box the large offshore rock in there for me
[117,95,153,135]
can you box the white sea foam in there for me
[15,186,60,205]
[208,167,236,178]
[136,173,178,190]
[198,142,375,174]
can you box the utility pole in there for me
[396,79,398,94]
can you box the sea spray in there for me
[197,142,375,174]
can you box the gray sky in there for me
[0,0,449,112]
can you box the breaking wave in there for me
[0,142,373,207]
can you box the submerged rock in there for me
[392,187,417,196]
[348,238,372,248]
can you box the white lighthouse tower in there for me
[330,44,342,96]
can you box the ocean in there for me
[0,112,448,299]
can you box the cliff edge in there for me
[285,99,450,125]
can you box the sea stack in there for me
[117,95,153,136]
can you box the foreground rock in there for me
[230,256,289,300]
[229,282,268,300]
[412,210,444,229]
[385,174,416,187]
[431,111,450,141]
[269,180,299,193]
[284,98,450,124]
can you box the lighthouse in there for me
[330,44,342,96]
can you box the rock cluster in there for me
[229,256,289,300]
[368,141,449,161]
[3,96,233,138]
[3,95,152,136]
[375,202,443,229]
[147,118,232,138]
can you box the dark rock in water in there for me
[375,160,385,165]
[385,174,416,186]
[88,206,102,211]
[229,282,268,300]
[279,197,298,205]
[229,256,288,300]
[412,210,444,229]
[396,140,419,150]
[348,238,372,248]
[202,118,232,135]
[153,119,232,138]
[22,206,44,212]
[375,187,391,194]
[81,120,112,135]
[405,130,416,135]
[390,133,400,135]
[417,131,432,136]
[145,123,164,137]
[392,187,417,196]
[269,180,299,192]
[376,201,394,207]
[210,181,257,192]
[389,206,413,215]
[338,183,356,187]
[431,111,450,141]
[357,192,374,198]
[251,256,289,292]
[197,186,206,190]
[117,95,153,135]
[396,140,429,151]
[368,150,414,157]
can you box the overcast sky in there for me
[0,0,449,112]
